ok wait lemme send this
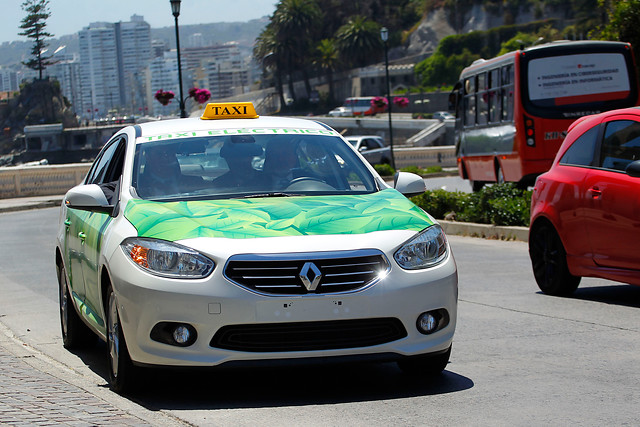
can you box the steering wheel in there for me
[286,176,335,191]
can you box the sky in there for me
[2,0,278,44]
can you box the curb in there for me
[0,197,63,213]
[440,220,529,242]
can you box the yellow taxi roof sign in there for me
[201,102,259,120]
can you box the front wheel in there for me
[397,345,451,376]
[529,223,581,296]
[58,264,96,349]
[106,284,136,394]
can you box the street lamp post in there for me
[380,27,395,170]
[170,0,187,118]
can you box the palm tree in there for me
[272,0,322,101]
[254,25,287,108]
[314,39,340,104]
[335,15,383,68]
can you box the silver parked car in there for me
[346,135,391,165]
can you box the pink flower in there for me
[393,97,409,108]
[189,87,211,104]
[154,90,175,106]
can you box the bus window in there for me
[477,73,488,126]
[488,69,500,123]
[464,77,476,127]
[502,64,514,122]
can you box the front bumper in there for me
[107,244,458,367]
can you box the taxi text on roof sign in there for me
[201,102,259,120]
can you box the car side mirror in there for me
[65,184,115,215]
[625,160,640,178]
[394,171,426,197]
[359,146,367,152]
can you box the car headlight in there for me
[394,225,448,270]
[121,237,214,278]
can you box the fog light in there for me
[416,309,450,335]
[417,313,438,334]
[150,322,197,347]
[173,325,191,344]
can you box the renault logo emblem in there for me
[299,262,322,291]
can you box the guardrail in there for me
[0,146,457,199]
[394,145,456,169]
[0,163,90,199]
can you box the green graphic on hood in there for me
[124,189,434,240]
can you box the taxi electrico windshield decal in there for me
[138,128,340,142]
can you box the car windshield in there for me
[132,131,379,201]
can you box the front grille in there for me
[210,318,407,352]
[224,250,389,295]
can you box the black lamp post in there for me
[380,27,395,170]
[170,0,187,118]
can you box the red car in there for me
[529,107,640,295]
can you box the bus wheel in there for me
[470,181,484,192]
[529,222,581,296]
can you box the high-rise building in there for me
[78,16,151,119]
[0,67,19,93]
[204,58,249,100]
[44,50,82,116]
[181,43,248,101]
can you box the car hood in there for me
[123,189,434,241]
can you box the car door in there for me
[360,138,382,164]
[77,137,126,326]
[582,118,640,270]
[63,143,117,307]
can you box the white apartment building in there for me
[204,58,249,99]
[0,67,19,93]
[44,51,82,116]
[78,16,151,119]
[181,43,249,101]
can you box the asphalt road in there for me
[1,207,639,425]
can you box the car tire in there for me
[58,264,96,349]
[106,284,136,394]
[397,345,451,376]
[529,223,581,296]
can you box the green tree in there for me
[444,0,475,33]
[19,0,54,80]
[314,39,340,103]
[254,25,287,108]
[415,48,480,87]
[335,15,383,68]
[272,0,322,101]
[597,0,640,57]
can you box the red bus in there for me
[344,97,386,116]
[450,40,640,191]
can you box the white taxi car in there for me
[55,102,458,393]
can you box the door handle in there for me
[78,231,86,244]
[588,187,602,200]
[64,219,71,229]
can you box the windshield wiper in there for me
[241,192,303,199]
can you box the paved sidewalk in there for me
[0,339,153,426]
